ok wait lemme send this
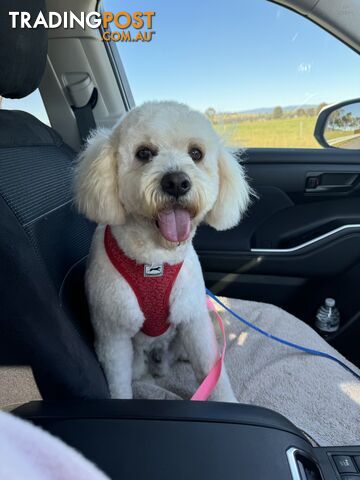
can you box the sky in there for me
[104,0,360,113]
[3,0,360,120]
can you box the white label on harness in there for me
[144,264,164,277]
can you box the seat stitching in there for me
[59,254,88,305]
[23,199,73,227]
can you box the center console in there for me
[13,400,360,479]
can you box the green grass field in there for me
[212,115,321,149]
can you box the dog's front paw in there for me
[109,383,133,399]
[211,392,238,403]
[210,384,238,403]
[221,392,238,403]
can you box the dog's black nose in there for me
[161,172,192,198]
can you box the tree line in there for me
[327,109,360,131]
[205,103,328,124]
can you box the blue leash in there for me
[206,288,360,382]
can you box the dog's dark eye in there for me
[136,147,156,162]
[189,147,203,162]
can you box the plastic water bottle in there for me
[315,298,340,336]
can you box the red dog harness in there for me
[104,225,183,337]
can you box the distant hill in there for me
[220,104,318,115]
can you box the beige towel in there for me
[134,298,360,446]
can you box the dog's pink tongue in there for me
[157,208,191,242]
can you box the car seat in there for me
[0,0,109,404]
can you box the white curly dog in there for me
[74,101,251,401]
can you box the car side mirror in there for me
[314,99,360,149]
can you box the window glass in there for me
[103,0,360,148]
[1,89,49,125]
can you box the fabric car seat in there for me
[0,0,109,403]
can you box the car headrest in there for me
[0,0,48,99]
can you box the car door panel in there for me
[252,198,360,250]
[194,148,360,364]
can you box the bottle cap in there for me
[325,298,335,307]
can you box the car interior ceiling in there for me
[274,0,360,54]
[0,0,359,479]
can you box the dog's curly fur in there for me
[74,101,251,401]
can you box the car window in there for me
[1,89,49,125]
[102,0,360,149]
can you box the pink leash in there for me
[191,297,226,401]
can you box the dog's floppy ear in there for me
[74,129,125,225]
[206,147,251,230]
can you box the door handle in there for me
[305,172,360,193]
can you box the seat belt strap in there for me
[72,88,98,144]
[65,73,98,144]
